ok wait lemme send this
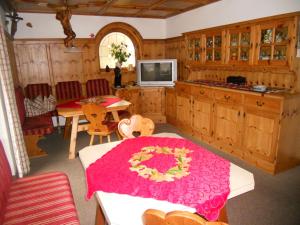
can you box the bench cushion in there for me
[86,79,110,97]
[22,113,54,136]
[3,172,80,225]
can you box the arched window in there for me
[99,32,136,69]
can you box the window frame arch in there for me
[95,22,143,70]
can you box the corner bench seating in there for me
[0,141,80,225]
[15,87,54,158]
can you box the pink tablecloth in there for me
[85,137,230,221]
[56,96,121,109]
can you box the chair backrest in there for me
[82,104,109,133]
[55,81,82,101]
[24,83,52,99]
[86,79,110,97]
[0,140,12,224]
[143,209,228,225]
[118,114,155,139]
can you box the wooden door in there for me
[165,88,176,124]
[243,108,279,162]
[192,96,213,139]
[140,87,166,123]
[213,103,243,148]
[176,93,191,130]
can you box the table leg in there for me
[69,115,79,159]
[111,111,120,122]
[95,204,106,225]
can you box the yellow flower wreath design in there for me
[129,146,192,182]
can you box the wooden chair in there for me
[82,103,119,145]
[142,209,228,225]
[118,114,155,139]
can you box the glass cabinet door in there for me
[228,29,251,64]
[257,22,290,66]
[205,33,223,63]
[187,36,202,63]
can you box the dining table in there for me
[57,95,131,159]
[79,132,255,225]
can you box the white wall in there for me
[15,13,166,39]
[166,0,300,37]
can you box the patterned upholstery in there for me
[86,79,110,97]
[55,81,82,101]
[24,83,52,99]
[0,141,80,225]
[22,113,54,136]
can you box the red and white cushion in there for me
[3,172,80,225]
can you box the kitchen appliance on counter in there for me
[226,75,246,85]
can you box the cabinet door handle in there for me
[238,111,240,116]
[199,90,205,95]
[224,95,231,100]
[256,101,264,107]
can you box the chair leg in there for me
[99,136,103,144]
[89,135,95,146]
[107,134,111,142]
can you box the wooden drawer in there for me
[191,86,211,98]
[175,83,191,95]
[214,90,242,104]
[244,95,282,113]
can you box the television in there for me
[137,59,177,86]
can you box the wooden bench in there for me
[0,141,80,225]
[15,87,54,158]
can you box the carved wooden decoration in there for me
[56,8,76,47]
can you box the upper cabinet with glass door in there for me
[187,34,203,65]
[254,20,294,67]
[226,27,253,65]
[204,31,226,64]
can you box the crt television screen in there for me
[141,63,172,81]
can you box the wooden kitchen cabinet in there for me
[165,88,176,125]
[174,81,300,174]
[115,86,166,123]
[191,86,213,142]
[175,83,192,132]
[140,87,166,123]
[213,103,243,153]
[115,88,140,115]
[243,107,280,164]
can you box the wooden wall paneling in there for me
[14,42,52,88]
[5,33,19,87]
[49,43,84,84]
[142,40,165,59]
[78,40,100,82]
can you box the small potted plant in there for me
[110,42,131,87]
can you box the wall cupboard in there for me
[185,15,297,69]
[172,81,300,174]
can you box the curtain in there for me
[0,25,30,177]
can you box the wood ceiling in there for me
[9,0,220,19]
